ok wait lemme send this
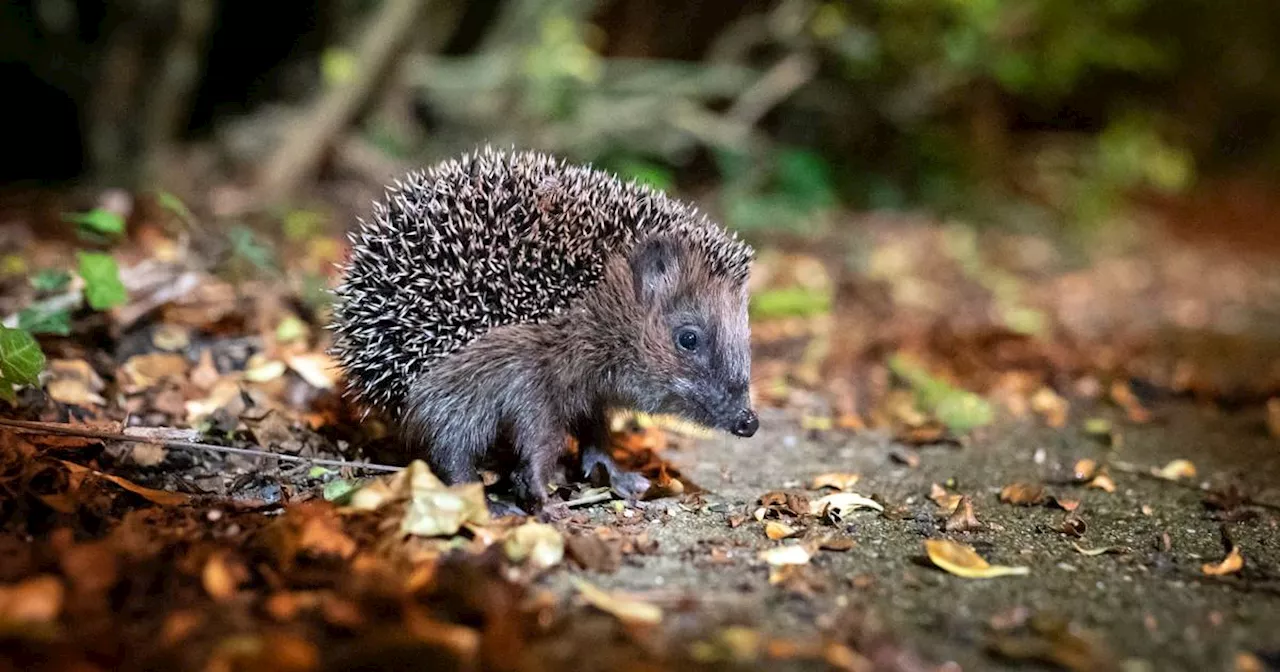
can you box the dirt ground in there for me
[553,403,1280,671]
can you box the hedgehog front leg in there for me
[576,411,651,500]
[509,418,565,513]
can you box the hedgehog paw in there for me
[583,449,650,500]
[486,497,529,518]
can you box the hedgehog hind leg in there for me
[575,412,651,501]
[403,397,491,486]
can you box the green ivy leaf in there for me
[18,306,72,336]
[77,252,128,310]
[0,327,45,403]
[64,209,126,237]
[30,269,72,293]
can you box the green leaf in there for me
[77,252,128,310]
[750,286,833,319]
[30,269,71,293]
[323,478,359,503]
[228,225,278,274]
[0,327,45,402]
[612,159,675,192]
[156,190,194,223]
[18,306,72,336]
[64,209,126,237]
[888,354,994,433]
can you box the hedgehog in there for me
[330,148,758,512]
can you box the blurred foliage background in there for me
[3,0,1280,232]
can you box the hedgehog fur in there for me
[330,148,753,419]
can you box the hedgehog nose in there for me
[731,408,759,437]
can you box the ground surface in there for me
[2,193,1279,671]
[567,404,1280,671]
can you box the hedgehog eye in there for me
[675,326,701,352]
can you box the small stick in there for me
[554,490,616,509]
[0,418,403,473]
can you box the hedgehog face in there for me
[628,237,758,438]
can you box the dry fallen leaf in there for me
[244,354,287,383]
[1202,547,1244,576]
[758,544,813,566]
[1267,398,1280,439]
[764,521,799,540]
[1031,387,1068,428]
[945,496,983,532]
[924,539,1029,579]
[0,575,64,624]
[58,460,188,506]
[999,483,1047,506]
[285,352,338,390]
[1152,459,1197,481]
[202,552,244,602]
[1111,381,1152,423]
[1072,459,1098,481]
[572,578,662,625]
[503,522,564,570]
[809,492,883,520]
[45,359,107,407]
[119,352,189,392]
[1071,543,1126,557]
[1049,496,1081,512]
[810,472,861,491]
[1059,513,1087,538]
[1086,473,1116,493]
[929,483,963,513]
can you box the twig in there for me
[254,0,432,202]
[727,51,818,129]
[0,418,403,474]
[553,490,616,509]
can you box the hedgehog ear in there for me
[630,237,681,305]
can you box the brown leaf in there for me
[119,353,189,392]
[999,483,1047,506]
[929,483,963,513]
[1086,473,1115,493]
[1049,496,1081,512]
[945,495,983,532]
[768,564,828,596]
[0,575,64,624]
[566,534,621,573]
[1059,513,1087,538]
[189,349,221,391]
[1110,381,1152,423]
[1072,459,1098,482]
[58,460,188,506]
[202,552,244,602]
[924,539,1029,578]
[810,472,861,491]
[889,447,922,467]
[1202,547,1244,576]
[1030,387,1069,428]
[1152,459,1197,481]
[764,521,799,540]
[1267,398,1280,439]
[572,578,662,625]
[817,535,856,552]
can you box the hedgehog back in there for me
[330,149,751,416]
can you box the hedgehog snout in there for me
[730,408,759,437]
